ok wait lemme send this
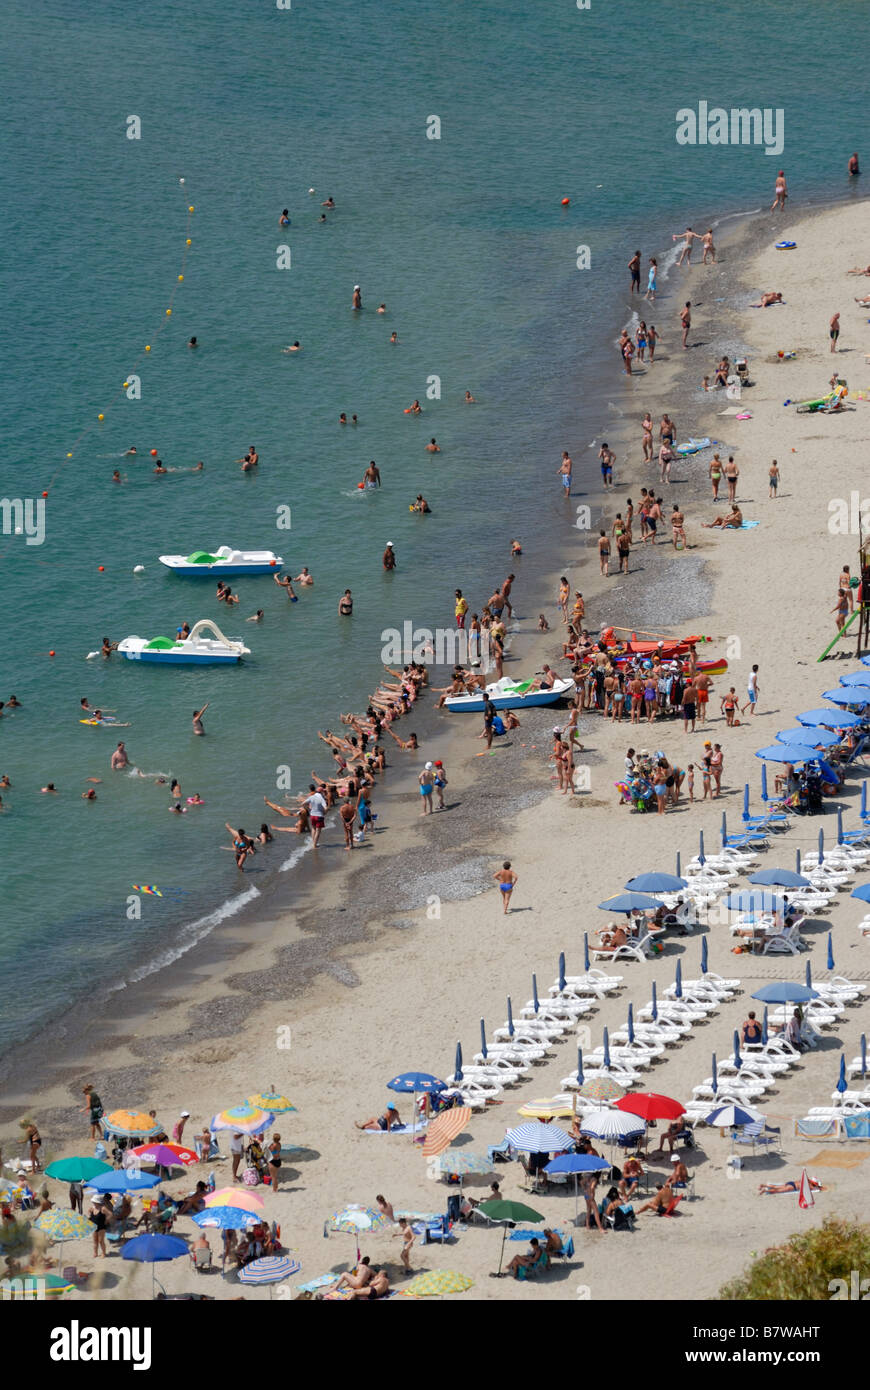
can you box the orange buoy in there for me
[49,650,55,657]
[98,566,105,572]
[561,198,571,206]
[42,491,48,498]
[150,449,158,457]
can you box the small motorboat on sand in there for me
[118,618,250,665]
[445,676,575,712]
[158,546,284,577]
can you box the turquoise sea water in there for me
[1,0,865,1049]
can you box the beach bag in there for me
[243,1167,260,1187]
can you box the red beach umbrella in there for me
[614,1093,685,1122]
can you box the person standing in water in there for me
[771,170,788,211]
[558,451,572,495]
[352,285,362,310]
[192,703,209,736]
[382,543,396,571]
[628,250,641,295]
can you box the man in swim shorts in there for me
[628,250,641,294]
[558,451,572,493]
[494,861,517,914]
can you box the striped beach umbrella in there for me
[210,1105,273,1135]
[103,1111,161,1139]
[504,1122,573,1152]
[517,1099,576,1119]
[404,1269,473,1297]
[247,1092,297,1114]
[578,1107,644,1140]
[422,1107,472,1157]
[204,1187,264,1214]
[237,1254,301,1286]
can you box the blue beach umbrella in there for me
[732,1031,742,1069]
[583,934,590,973]
[625,872,688,893]
[755,744,809,764]
[863,783,868,819]
[558,952,566,992]
[387,1072,446,1094]
[674,961,683,999]
[602,1027,611,1069]
[798,709,862,729]
[749,868,811,888]
[827,933,835,972]
[627,1005,634,1044]
[544,1152,611,1225]
[455,1042,464,1081]
[723,889,788,914]
[837,1055,848,1095]
[597,892,661,913]
[85,1170,162,1195]
[839,671,870,686]
[796,849,802,875]
[850,884,870,904]
[818,829,825,863]
[706,1103,761,1128]
[651,980,658,1021]
[575,1047,584,1087]
[531,974,540,1013]
[752,982,819,1004]
[823,687,870,707]
[761,764,769,801]
[700,938,708,975]
[775,727,838,748]
[194,1206,259,1231]
[122,1233,188,1300]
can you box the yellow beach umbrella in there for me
[517,1099,576,1119]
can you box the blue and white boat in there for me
[118,619,250,665]
[445,676,575,712]
[158,546,284,577]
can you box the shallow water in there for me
[0,0,865,1048]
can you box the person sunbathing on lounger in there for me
[595,925,628,953]
[703,505,742,529]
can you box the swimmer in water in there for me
[187,336,197,348]
[247,609,265,622]
[377,303,386,313]
[7,697,21,709]
[411,494,430,513]
[848,152,860,177]
[192,703,209,736]
[425,438,440,452]
[389,332,398,344]
[274,573,297,599]
[112,470,122,482]
[352,285,362,310]
[465,390,475,403]
[351,415,358,425]
[338,589,353,616]
[220,586,240,605]
[82,788,97,800]
[322,197,336,209]
[279,209,290,225]
[511,539,523,555]
[318,213,327,223]
[283,341,302,353]
[169,802,186,814]
[0,775,10,787]
[294,567,314,585]
[383,543,396,571]
[407,400,422,414]
[363,461,381,488]
[123,446,137,456]
[41,783,58,793]
[188,793,204,804]
[101,637,117,659]
[339,413,347,426]
[170,778,181,797]
[154,459,168,474]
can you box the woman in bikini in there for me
[770,170,788,212]
[709,454,723,500]
[641,413,653,462]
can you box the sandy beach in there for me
[5,196,870,1304]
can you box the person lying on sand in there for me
[703,506,743,529]
[756,291,784,306]
[846,266,870,275]
[355,1104,402,1131]
[758,1177,824,1195]
[335,1258,373,1291]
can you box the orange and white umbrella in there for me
[422,1108,472,1157]
[204,1187,264,1214]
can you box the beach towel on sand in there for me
[361,1120,428,1135]
[739,521,761,530]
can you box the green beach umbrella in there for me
[0,1272,76,1299]
[478,1198,545,1277]
[45,1157,113,1184]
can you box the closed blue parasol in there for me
[558,952,566,992]
[805,960,813,989]
[602,1026,611,1069]
[455,1042,464,1081]
[862,1035,868,1078]
[711,1052,718,1093]
[827,933,835,972]
[837,1054,848,1094]
[700,938,708,975]
[651,980,658,1021]
[627,1004,635,1044]
[674,960,682,999]
[583,934,590,973]
[575,1047,584,1087]
[479,1020,487,1060]
[506,997,514,1038]
[531,974,540,1013]
[732,1030,742,1069]
[762,1008,769,1045]
[698,831,706,866]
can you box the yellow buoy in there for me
[166,309,172,316]
[67,452,73,458]
[188,205,194,212]
[122,381,129,388]
[178,274,183,281]
[145,345,151,351]
[98,414,104,421]
[186,238,192,245]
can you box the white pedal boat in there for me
[445,676,575,712]
[118,618,250,665]
[158,546,284,577]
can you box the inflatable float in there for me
[675,437,712,455]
